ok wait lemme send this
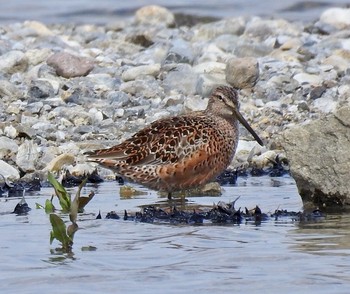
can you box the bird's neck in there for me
[205,107,237,126]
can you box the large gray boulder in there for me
[280,105,350,209]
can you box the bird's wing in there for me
[85,114,214,166]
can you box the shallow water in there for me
[1,176,350,293]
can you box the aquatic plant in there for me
[43,172,95,252]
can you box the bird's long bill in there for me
[235,109,264,146]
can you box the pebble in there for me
[28,79,55,99]
[0,50,28,74]
[0,136,18,157]
[226,57,259,88]
[293,73,322,86]
[121,64,161,82]
[320,8,350,29]
[164,39,194,64]
[162,64,198,95]
[0,80,23,100]
[134,5,175,27]
[184,95,208,112]
[309,86,326,100]
[46,52,94,78]
[15,140,39,172]
[192,18,245,41]
[4,125,18,139]
[0,160,20,181]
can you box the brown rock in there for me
[47,52,94,78]
[225,57,259,89]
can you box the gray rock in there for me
[4,125,18,139]
[184,95,208,112]
[0,50,28,74]
[23,20,54,36]
[193,62,226,75]
[26,101,44,114]
[244,18,300,40]
[226,57,259,89]
[293,72,322,86]
[163,64,198,95]
[196,74,226,97]
[134,5,175,27]
[87,73,121,92]
[192,18,245,41]
[107,91,131,107]
[320,8,350,30]
[47,52,94,78]
[234,41,272,57]
[164,39,194,64]
[28,79,55,99]
[280,105,350,208]
[0,80,23,100]
[312,96,338,114]
[309,86,326,100]
[120,77,164,99]
[121,64,161,82]
[0,160,20,181]
[25,48,52,66]
[297,101,310,111]
[16,140,39,172]
[0,136,18,158]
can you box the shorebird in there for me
[85,86,263,199]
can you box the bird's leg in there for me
[167,192,172,200]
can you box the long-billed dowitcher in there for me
[85,86,263,199]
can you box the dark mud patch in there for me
[101,199,324,226]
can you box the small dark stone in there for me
[116,176,124,185]
[25,177,42,192]
[217,169,238,185]
[106,211,120,219]
[28,80,54,99]
[13,198,31,215]
[250,167,265,177]
[8,184,25,198]
[188,211,204,224]
[174,13,219,27]
[61,170,84,187]
[87,170,104,183]
[127,35,154,47]
[310,86,326,99]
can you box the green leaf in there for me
[45,199,55,214]
[36,203,44,209]
[50,231,55,245]
[49,213,72,249]
[47,172,71,212]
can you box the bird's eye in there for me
[217,94,224,101]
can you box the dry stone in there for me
[280,105,350,208]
